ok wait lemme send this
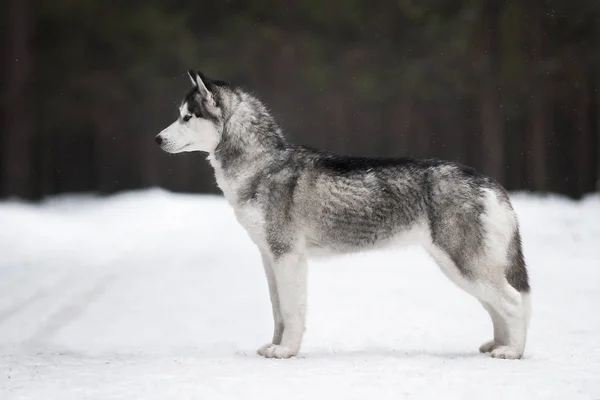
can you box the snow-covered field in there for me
[0,189,599,399]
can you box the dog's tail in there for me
[505,228,530,293]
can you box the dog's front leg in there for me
[258,252,307,359]
[257,251,284,355]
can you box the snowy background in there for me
[1,189,599,399]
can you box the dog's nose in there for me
[155,135,163,145]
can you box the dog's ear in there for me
[187,69,198,87]
[187,69,213,100]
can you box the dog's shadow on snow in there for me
[253,348,482,360]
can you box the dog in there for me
[156,70,531,359]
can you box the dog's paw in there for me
[490,346,522,360]
[257,344,297,359]
[479,340,498,353]
[256,343,274,356]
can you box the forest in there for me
[1,0,599,199]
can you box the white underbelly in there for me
[306,221,431,260]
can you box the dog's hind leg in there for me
[257,251,284,356]
[478,301,507,353]
[425,244,530,359]
[476,228,531,359]
[259,252,307,359]
[478,283,530,359]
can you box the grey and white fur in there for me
[156,70,531,360]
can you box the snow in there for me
[1,188,599,399]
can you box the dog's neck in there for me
[207,96,288,205]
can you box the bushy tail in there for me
[506,228,530,293]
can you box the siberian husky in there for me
[156,70,531,359]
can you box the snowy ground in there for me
[0,188,599,399]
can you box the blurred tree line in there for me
[1,0,599,199]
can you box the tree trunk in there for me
[596,67,600,192]
[573,68,595,198]
[2,0,35,198]
[526,0,547,192]
[479,0,504,183]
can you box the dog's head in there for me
[156,70,227,153]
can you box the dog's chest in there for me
[211,160,270,248]
[232,203,267,247]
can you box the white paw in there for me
[490,346,522,360]
[257,344,297,359]
[479,340,499,353]
[256,343,274,356]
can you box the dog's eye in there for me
[183,115,192,122]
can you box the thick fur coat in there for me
[156,70,531,359]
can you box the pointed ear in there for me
[192,70,212,100]
[187,69,198,87]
